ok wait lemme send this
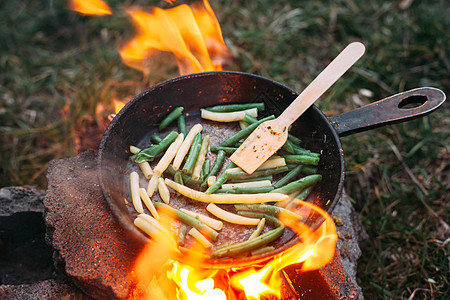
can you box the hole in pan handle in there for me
[327,87,446,137]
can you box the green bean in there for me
[236,204,279,215]
[284,185,317,210]
[166,165,201,187]
[219,115,275,147]
[205,162,235,194]
[242,114,258,124]
[216,186,274,194]
[130,131,179,163]
[286,164,318,174]
[286,164,295,171]
[200,150,226,191]
[235,204,302,222]
[287,134,302,145]
[248,218,266,240]
[201,160,210,182]
[150,133,163,144]
[203,159,211,174]
[174,171,184,195]
[229,175,273,183]
[225,166,288,181]
[154,202,219,241]
[191,135,210,180]
[237,212,282,227]
[273,165,303,188]
[210,146,237,154]
[291,143,320,157]
[283,141,318,158]
[174,170,184,185]
[302,166,318,174]
[282,155,320,166]
[207,150,226,178]
[215,241,236,250]
[205,102,265,112]
[182,133,202,174]
[177,115,187,136]
[177,225,187,246]
[296,185,315,200]
[282,140,298,154]
[271,174,322,194]
[159,106,184,131]
[211,226,284,258]
[251,246,275,256]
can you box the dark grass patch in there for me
[0,0,448,298]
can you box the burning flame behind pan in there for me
[69,0,231,116]
[119,0,229,75]
[69,0,229,76]
[69,0,112,15]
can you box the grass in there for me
[1,0,448,298]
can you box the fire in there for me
[119,0,229,75]
[169,262,226,300]
[231,266,278,299]
[69,0,230,114]
[113,99,126,114]
[272,199,338,272]
[225,199,337,299]
[133,198,337,300]
[69,0,111,15]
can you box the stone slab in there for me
[0,186,55,285]
[283,193,367,299]
[44,150,142,300]
[0,279,89,300]
[0,186,46,216]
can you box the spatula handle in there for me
[277,42,366,127]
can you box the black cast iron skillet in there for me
[98,71,445,268]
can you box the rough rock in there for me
[332,192,368,292]
[0,186,55,285]
[0,186,46,216]
[44,150,143,300]
[0,279,89,300]
[283,193,367,299]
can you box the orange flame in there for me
[133,198,337,299]
[169,262,227,300]
[69,0,229,75]
[69,0,230,118]
[69,0,111,15]
[119,0,230,75]
[231,266,278,299]
[113,99,126,114]
[228,199,338,299]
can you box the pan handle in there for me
[328,87,446,137]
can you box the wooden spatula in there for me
[230,42,366,174]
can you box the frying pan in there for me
[97,71,445,268]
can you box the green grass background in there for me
[1,0,448,298]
